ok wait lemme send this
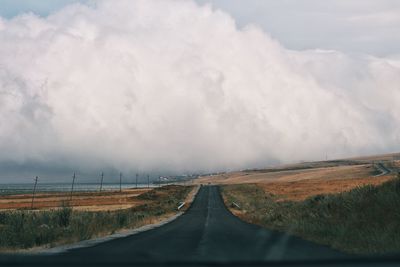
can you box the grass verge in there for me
[222,177,400,255]
[0,185,192,251]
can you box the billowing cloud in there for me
[0,0,399,177]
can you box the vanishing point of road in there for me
[2,186,346,265]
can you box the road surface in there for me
[2,185,347,265]
[374,162,391,177]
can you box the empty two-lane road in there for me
[2,186,346,265]
[56,186,344,262]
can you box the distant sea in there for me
[0,183,155,196]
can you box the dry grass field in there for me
[222,177,400,255]
[0,189,150,211]
[219,153,400,254]
[258,175,393,201]
[196,153,400,201]
[198,153,400,255]
[0,185,195,251]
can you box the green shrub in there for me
[55,206,72,227]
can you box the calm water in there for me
[0,183,155,196]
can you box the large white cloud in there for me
[0,0,399,176]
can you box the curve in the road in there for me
[374,162,392,177]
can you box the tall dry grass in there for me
[0,185,191,250]
[222,176,400,255]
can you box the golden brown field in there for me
[0,189,150,211]
[196,154,399,201]
[258,175,393,201]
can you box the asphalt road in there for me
[2,185,347,265]
[374,163,391,177]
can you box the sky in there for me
[0,0,399,182]
[197,0,400,57]
[1,0,400,56]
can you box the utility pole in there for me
[119,172,122,192]
[31,176,38,209]
[136,173,138,189]
[100,172,104,192]
[70,172,76,201]
[147,175,150,188]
